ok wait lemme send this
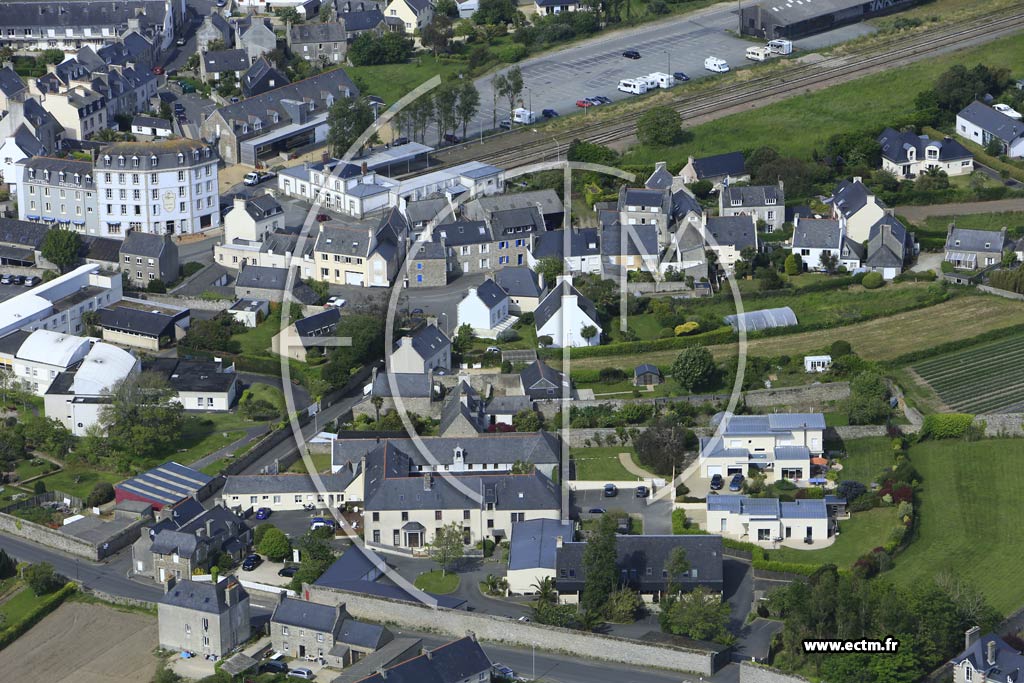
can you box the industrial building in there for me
[739,0,922,40]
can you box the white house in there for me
[534,277,601,348]
[877,128,974,180]
[956,101,1024,159]
[828,178,886,244]
[389,324,450,374]
[220,471,360,512]
[706,495,830,546]
[131,115,174,138]
[702,215,758,274]
[534,0,587,16]
[698,412,825,484]
[456,279,515,340]
[43,342,141,436]
[507,518,574,595]
[494,266,547,313]
[791,217,847,272]
[11,330,93,396]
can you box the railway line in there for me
[417,8,1024,173]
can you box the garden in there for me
[909,333,1024,413]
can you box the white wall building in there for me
[11,330,92,396]
[706,495,830,546]
[0,264,122,339]
[43,342,141,436]
[534,277,601,348]
[698,412,825,484]
[456,280,514,340]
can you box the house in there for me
[288,23,350,65]
[353,635,492,683]
[0,1,179,51]
[200,49,250,83]
[434,220,503,275]
[528,228,602,275]
[284,160,398,220]
[506,518,574,595]
[0,98,64,160]
[98,298,191,351]
[271,307,342,362]
[0,66,28,112]
[456,0,479,18]
[158,577,251,658]
[827,177,886,243]
[556,535,724,603]
[130,115,173,138]
[534,277,601,347]
[133,503,252,583]
[0,126,46,190]
[877,127,974,179]
[791,217,846,273]
[12,329,94,396]
[215,194,291,271]
[120,231,180,288]
[494,266,546,313]
[197,11,234,53]
[404,196,451,237]
[534,0,587,15]
[241,57,290,99]
[397,161,503,203]
[354,367,439,420]
[645,161,683,193]
[234,16,278,62]
[519,359,569,401]
[679,152,749,189]
[33,85,107,140]
[16,156,99,235]
[483,395,534,428]
[0,218,48,268]
[634,364,663,386]
[116,463,216,511]
[718,181,785,233]
[456,279,514,339]
[601,216,662,276]
[81,235,123,271]
[220,471,360,512]
[950,627,1024,683]
[235,265,320,304]
[389,323,450,374]
[617,186,673,242]
[956,101,1024,158]
[439,382,486,437]
[42,342,141,436]
[406,241,448,287]
[339,9,389,39]
[865,216,914,280]
[271,596,393,668]
[804,355,832,373]
[698,412,825,484]
[227,299,269,328]
[944,225,1008,271]
[462,189,563,230]
[0,264,122,338]
[312,209,410,288]
[702,215,758,273]
[383,0,434,32]
[706,495,832,546]
[358,440,560,552]
[144,358,240,411]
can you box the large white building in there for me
[706,495,831,547]
[43,341,141,436]
[10,330,92,396]
[698,412,825,484]
[0,264,122,339]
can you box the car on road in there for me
[325,296,346,308]
[241,554,262,571]
[310,517,335,531]
[517,616,530,623]
[443,133,461,144]
[278,565,298,578]
[542,108,558,118]
[603,483,618,497]
[410,308,424,316]
[635,485,649,498]
[587,507,606,514]
[315,213,330,222]
[260,661,288,675]
[24,276,41,287]
[576,99,594,108]
[594,95,613,104]
[288,668,314,680]
[492,664,516,680]
[255,507,271,520]
[673,72,690,82]
[176,37,187,47]
[393,136,410,146]
[729,473,745,491]
[710,473,724,490]
[622,49,641,59]
[10,275,24,285]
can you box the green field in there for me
[242,383,287,415]
[570,447,639,481]
[910,335,1024,413]
[772,506,898,567]
[910,211,1024,251]
[346,56,468,106]
[885,439,1024,615]
[38,467,124,500]
[835,437,893,484]
[413,570,460,594]
[0,583,41,624]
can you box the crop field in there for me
[910,334,1024,413]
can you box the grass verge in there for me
[413,570,460,594]
[570,447,639,481]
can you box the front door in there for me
[299,645,306,658]
[806,526,813,539]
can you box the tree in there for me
[289,532,337,591]
[24,562,62,595]
[633,414,697,476]
[689,179,713,200]
[146,278,167,293]
[85,482,115,507]
[659,585,732,642]
[606,587,644,622]
[536,257,564,289]
[580,514,618,616]
[512,409,542,432]
[531,576,557,605]
[819,250,839,274]
[452,323,475,356]
[496,66,524,120]
[0,548,15,580]
[178,314,245,355]
[408,93,435,143]
[327,96,375,157]
[636,106,684,146]
[916,167,949,191]
[304,278,330,304]
[436,0,459,17]
[985,137,1004,157]
[421,16,454,56]
[664,546,690,594]
[474,0,518,25]
[96,372,185,465]
[275,7,303,24]
[321,312,385,388]
[456,81,481,140]
[258,527,293,562]
[580,324,598,341]
[567,139,618,165]
[33,480,46,494]
[784,253,802,276]
[433,81,459,143]
[830,340,853,357]
[253,522,277,547]
[670,347,716,392]
[41,228,81,273]
[428,522,465,575]
[371,395,385,422]
[152,664,184,683]
[319,1,334,22]
[348,32,413,66]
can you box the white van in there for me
[767,39,793,55]
[617,78,648,95]
[745,46,770,62]
[704,56,730,73]
[512,107,536,124]
[646,72,675,89]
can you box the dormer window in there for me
[765,196,776,205]
[104,155,111,167]
[955,240,960,247]
[985,242,991,249]
[58,171,65,182]
[132,156,139,167]
[84,173,91,183]
[241,123,248,134]
[193,150,200,162]
[118,155,125,167]
[28,168,35,179]
[253,120,262,131]
[272,112,280,124]
[730,197,741,207]
[308,101,315,111]
[177,152,185,165]
[73,173,79,184]
[204,148,211,158]
[150,154,158,167]
[43,169,49,180]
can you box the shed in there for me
[634,363,663,386]
[724,306,798,332]
[803,355,832,373]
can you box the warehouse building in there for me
[739,0,923,40]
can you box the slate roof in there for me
[439,383,484,436]
[315,221,374,256]
[958,101,1024,144]
[245,193,284,220]
[204,49,250,74]
[0,218,48,249]
[534,280,600,331]
[370,372,433,398]
[530,228,600,260]
[672,189,703,220]
[21,156,95,188]
[98,306,178,338]
[877,128,972,164]
[236,265,291,290]
[121,231,169,258]
[519,359,566,395]
[945,226,1008,253]
[691,152,745,179]
[98,140,219,171]
[409,241,446,260]
[354,636,492,683]
[645,164,675,190]
[161,578,248,615]
[491,206,544,234]
[468,189,563,218]
[829,178,882,219]
[10,125,45,158]
[332,431,560,470]
[294,307,341,340]
[408,324,450,359]
[722,184,782,208]
[466,279,507,310]
[223,471,356,496]
[0,67,26,97]
[635,363,661,377]
[483,395,533,416]
[951,632,1024,678]
[404,197,450,225]
[290,22,349,43]
[601,223,659,257]
[556,535,724,593]
[495,267,543,298]
[621,187,670,210]
[5,1,167,30]
[340,10,387,31]
[704,215,757,251]
[434,220,492,247]
[792,219,842,250]
[866,218,912,268]
[241,57,290,98]
[508,518,573,571]
[132,115,171,130]
[273,597,340,633]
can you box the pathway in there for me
[895,197,1024,224]
[618,452,657,479]
[889,380,924,433]
[189,424,271,472]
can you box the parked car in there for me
[603,483,618,497]
[635,485,650,498]
[288,668,314,680]
[325,296,346,308]
[278,565,298,578]
[0,274,11,285]
[180,82,196,93]
[173,103,185,114]
[588,507,606,514]
[517,616,530,623]
[710,474,724,490]
[393,136,409,146]
[215,0,226,6]
[673,71,690,81]
[310,517,335,531]
[176,37,187,47]
[260,661,288,675]
[255,507,271,520]
[729,473,745,491]
[316,213,330,222]
[23,276,41,287]
[622,49,641,59]
[243,170,275,186]
[485,346,501,354]
[499,118,512,130]
[492,664,516,680]
[11,275,24,285]
[410,308,424,315]
[241,554,262,571]
[542,109,558,118]
[594,95,612,104]
[443,133,461,144]
[576,99,594,108]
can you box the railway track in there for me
[419,8,1024,173]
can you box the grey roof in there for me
[11,125,45,158]
[236,265,291,290]
[121,231,169,258]
[622,187,670,210]
[204,49,250,74]
[842,236,866,261]
[0,218,48,249]
[534,280,600,331]
[132,115,171,129]
[520,358,564,389]
[144,358,239,393]
[635,364,661,377]
[721,184,782,208]
[290,22,348,43]
[530,228,600,260]
[0,67,26,97]
[160,578,249,615]
[707,494,779,517]
[556,535,724,593]
[97,140,219,171]
[333,431,560,470]
[355,636,492,683]
[273,596,340,633]
[495,267,544,298]
[222,472,356,496]
[483,395,533,415]
[340,10,387,31]
[645,164,675,190]
[951,632,1024,677]
[294,307,341,341]
[691,152,745,180]
[877,128,972,164]
[792,219,842,250]
[246,193,284,220]
[672,189,703,220]
[704,215,757,251]
[0,330,31,356]
[404,197,450,225]
[242,57,290,98]
[98,306,178,338]
[958,101,1024,144]
[315,221,374,257]
[408,324,450,359]
[434,220,492,247]
[508,518,573,570]
[780,499,828,519]
[409,241,446,260]
[466,279,508,310]
[370,372,433,398]
[747,0,872,23]
[829,178,883,219]
[4,1,167,30]
[710,412,825,435]
[468,189,563,217]
[22,156,95,188]
[339,618,390,650]
[866,218,911,268]
[439,383,484,436]
[402,0,434,11]
[491,206,544,234]
[945,226,1007,253]
[601,223,659,257]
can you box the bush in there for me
[85,482,115,507]
[598,367,627,384]
[829,340,853,357]
[861,272,884,289]
[920,413,975,440]
[496,328,519,343]
[33,480,45,494]
[258,527,292,562]
[674,322,700,336]
[146,279,167,293]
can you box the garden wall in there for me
[829,425,887,439]
[304,584,718,676]
[977,413,1024,436]
[740,662,813,683]
[143,294,233,311]
[978,284,1024,301]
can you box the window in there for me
[965,665,973,681]
[486,519,494,529]
[202,617,209,631]
[317,634,324,642]
[401,512,409,521]
[185,624,191,634]
[372,512,379,522]
[757,528,770,541]
[282,626,290,636]
[435,511,442,520]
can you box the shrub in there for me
[674,322,700,336]
[33,480,46,494]
[496,328,520,343]
[784,254,802,276]
[829,340,853,357]
[85,482,115,507]
[920,413,975,440]
[861,272,884,289]
[940,260,954,273]
[598,367,627,384]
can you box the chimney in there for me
[884,207,894,217]
[322,150,329,165]
[361,161,368,175]
[555,535,563,548]
[655,161,667,173]
[987,639,997,666]
[852,176,863,184]
[466,630,476,642]
[165,575,177,593]
[376,667,387,680]
[424,648,433,661]
[233,196,245,212]
[467,286,477,299]
[205,519,214,537]
[965,626,981,651]
[224,579,239,607]
[423,473,432,491]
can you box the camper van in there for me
[645,72,675,89]
[767,39,793,55]
[704,56,730,73]
[512,108,537,124]
[617,79,648,95]
[745,46,771,62]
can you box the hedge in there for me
[752,559,823,576]
[920,413,975,440]
[883,322,1024,367]
[541,326,736,360]
[0,583,76,651]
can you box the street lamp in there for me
[524,86,532,118]
[665,50,671,76]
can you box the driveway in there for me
[570,488,673,535]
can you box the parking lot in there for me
[0,277,42,304]
[570,487,673,535]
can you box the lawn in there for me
[15,459,55,482]
[884,439,1024,615]
[772,506,898,567]
[570,447,639,481]
[346,56,467,106]
[233,308,282,357]
[413,570,460,594]
[242,382,287,416]
[0,583,41,624]
[288,451,333,474]
[171,413,256,466]
[911,211,1024,251]
[834,437,894,484]
[37,467,123,500]
[621,31,1024,167]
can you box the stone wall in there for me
[0,512,96,560]
[978,284,1024,301]
[977,414,1024,437]
[304,584,718,676]
[740,662,813,683]
[564,427,646,447]
[143,294,233,311]
[829,425,888,440]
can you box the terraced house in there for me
[0,0,181,51]
[312,207,410,287]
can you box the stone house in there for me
[718,181,785,233]
[120,231,179,288]
[944,225,1008,271]
[158,577,251,658]
[270,596,393,668]
[389,323,450,374]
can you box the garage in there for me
[727,466,745,475]
[345,271,363,286]
[706,465,723,478]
